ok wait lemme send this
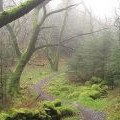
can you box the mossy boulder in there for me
[43,102,61,120]
[0,100,75,120]
[5,108,51,120]
[80,89,101,100]
[53,99,61,107]
[89,90,101,99]
[0,113,9,120]
[57,106,74,118]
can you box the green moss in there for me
[53,99,62,107]
[0,113,9,120]
[57,106,75,118]
[91,84,101,91]
[1,106,60,120]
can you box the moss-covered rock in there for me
[0,100,75,120]
[53,99,61,107]
[5,108,51,120]
[57,106,74,118]
[43,102,61,120]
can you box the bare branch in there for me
[61,28,111,43]
[40,26,56,30]
[61,45,75,50]
[34,44,60,51]
[34,43,75,52]
[46,3,80,18]
[6,24,21,58]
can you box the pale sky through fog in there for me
[49,0,119,18]
[83,0,118,18]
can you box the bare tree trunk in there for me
[9,25,40,95]
[48,0,69,71]
[0,0,3,11]
[6,24,21,58]
[8,7,41,95]
[9,51,33,94]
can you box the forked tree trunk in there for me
[9,20,40,95]
[9,51,33,95]
[47,1,68,72]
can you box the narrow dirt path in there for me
[32,72,106,120]
[75,103,106,120]
[33,72,61,101]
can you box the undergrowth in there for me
[48,73,120,120]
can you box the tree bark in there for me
[6,24,21,58]
[0,0,3,11]
[9,52,30,94]
[9,25,40,94]
[0,0,50,28]
[9,8,41,95]
[48,0,69,71]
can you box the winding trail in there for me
[33,72,60,101]
[32,72,106,120]
[75,103,106,120]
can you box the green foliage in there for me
[0,100,75,120]
[0,113,9,120]
[68,31,114,85]
[91,84,101,91]
[44,100,75,120]
[106,47,120,87]
[48,73,118,111]
[89,77,103,85]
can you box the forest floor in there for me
[15,64,120,120]
[33,72,60,101]
[32,71,106,120]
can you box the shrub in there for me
[91,84,101,91]
[89,90,101,99]
[89,77,103,85]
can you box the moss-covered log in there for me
[0,0,50,28]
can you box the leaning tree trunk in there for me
[8,6,41,95]
[9,24,40,95]
[9,51,32,95]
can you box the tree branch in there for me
[40,26,56,30]
[61,28,111,43]
[34,43,75,52]
[6,24,21,58]
[46,3,80,18]
[0,0,51,28]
